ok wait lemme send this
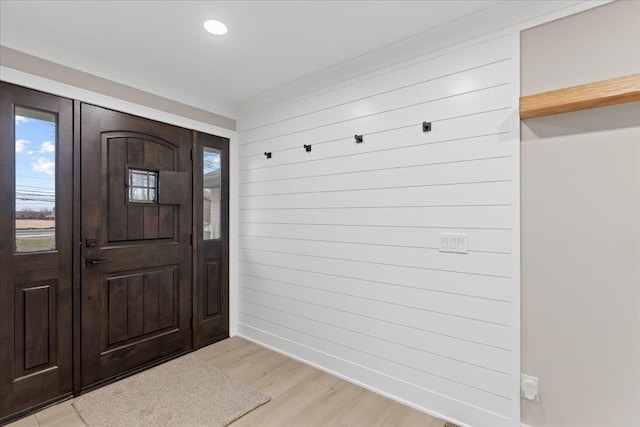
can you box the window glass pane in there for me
[15,107,57,253]
[132,172,147,186]
[203,147,221,240]
[135,188,148,201]
[127,168,157,203]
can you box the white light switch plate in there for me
[439,233,468,254]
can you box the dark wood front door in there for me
[193,132,229,348]
[0,83,73,420]
[1,84,230,421]
[79,104,193,388]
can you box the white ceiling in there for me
[0,0,508,117]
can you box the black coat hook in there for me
[304,144,312,152]
[354,134,364,143]
[264,152,272,159]
[422,121,432,132]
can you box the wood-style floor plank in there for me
[227,350,291,385]
[338,390,399,427]
[4,415,38,427]
[6,337,446,427]
[245,358,317,398]
[381,401,441,427]
[33,403,84,427]
[282,379,367,427]
[231,376,331,426]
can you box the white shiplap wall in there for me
[237,34,520,427]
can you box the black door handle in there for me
[87,258,112,266]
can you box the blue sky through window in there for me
[203,149,221,174]
[15,109,56,213]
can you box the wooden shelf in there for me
[520,73,640,119]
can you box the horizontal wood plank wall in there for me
[237,35,519,427]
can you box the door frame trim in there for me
[72,100,82,394]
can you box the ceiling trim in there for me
[0,46,236,131]
[239,0,611,116]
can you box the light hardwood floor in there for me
[7,337,446,427]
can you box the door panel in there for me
[0,83,73,421]
[204,260,222,317]
[15,281,56,372]
[193,132,229,348]
[80,104,192,388]
[105,266,177,345]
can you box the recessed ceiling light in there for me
[203,19,227,36]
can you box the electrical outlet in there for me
[439,233,468,254]
[521,374,539,401]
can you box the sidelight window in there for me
[203,147,221,240]
[15,106,57,253]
